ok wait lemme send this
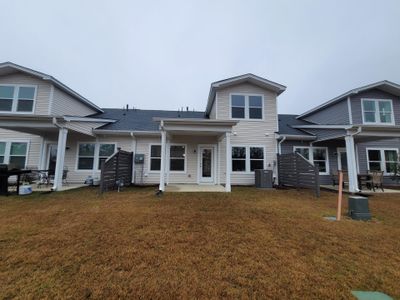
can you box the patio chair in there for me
[62,169,69,186]
[366,171,384,192]
[332,170,348,187]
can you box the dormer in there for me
[0,62,102,117]
[205,73,286,120]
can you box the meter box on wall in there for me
[135,154,145,164]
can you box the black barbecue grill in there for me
[0,164,31,196]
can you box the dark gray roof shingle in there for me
[278,114,314,136]
[92,109,206,131]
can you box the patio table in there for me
[358,174,371,191]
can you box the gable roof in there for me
[93,108,206,132]
[278,114,314,136]
[206,73,286,115]
[298,80,400,119]
[0,62,103,113]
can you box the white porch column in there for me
[225,132,231,192]
[159,130,167,191]
[345,135,359,193]
[52,127,68,191]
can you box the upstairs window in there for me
[0,85,36,113]
[231,95,245,118]
[362,99,394,125]
[230,94,263,120]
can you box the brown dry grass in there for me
[0,187,399,299]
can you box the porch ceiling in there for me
[0,115,100,137]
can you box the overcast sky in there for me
[2,0,400,114]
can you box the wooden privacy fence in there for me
[100,149,133,193]
[277,153,320,197]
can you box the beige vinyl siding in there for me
[133,135,220,185]
[65,121,108,136]
[51,87,97,116]
[62,135,133,183]
[0,72,51,115]
[215,83,279,185]
[0,128,42,168]
[209,100,217,119]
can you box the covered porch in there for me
[0,115,113,191]
[311,125,400,193]
[155,118,238,192]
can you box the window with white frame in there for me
[150,145,161,171]
[230,94,263,120]
[0,141,28,169]
[0,85,36,113]
[232,146,265,172]
[169,145,185,172]
[232,146,246,171]
[367,148,398,174]
[78,143,115,170]
[362,99,394,125]
[294,146,329,174]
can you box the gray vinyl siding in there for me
[0,72,51,115]
[280,139,344,185]
[61,135,133,183]
[51,87,97,117]
[350,88,400,125]
[303,128,346,141]
[356,138,400,185]
[214,82,278,185]
[302,100,349,125]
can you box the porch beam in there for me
[344,135,359,193]
[159,130,167,192]
[52,127,68,191]
[225,132,231,192]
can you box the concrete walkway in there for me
[165,184,226,192]
[321,185,400,195]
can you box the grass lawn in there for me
[1,187,399,299]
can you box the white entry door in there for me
[199,146,214,183]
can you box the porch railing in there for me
[100,149,133,193]
[277,153,320,197]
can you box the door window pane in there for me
[202,149,212,177]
